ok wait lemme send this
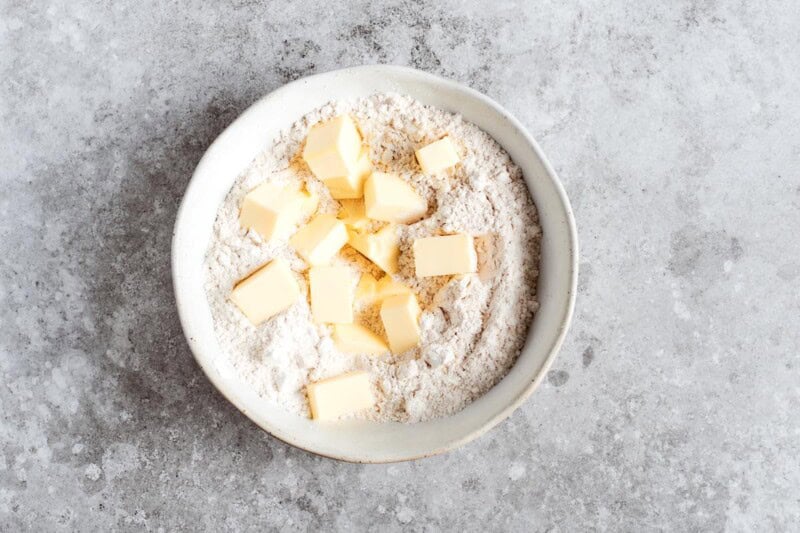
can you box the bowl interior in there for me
[172,66,577,463]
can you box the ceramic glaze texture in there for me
[1,0,800,530]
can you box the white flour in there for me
[203,93,541,422]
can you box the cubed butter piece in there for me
[307,371,374,421]
[364,172,427,224]
[309,265,354,324]
[355,273,379,305]
[230,259,300,325]
[333,324,389,355]
[239,183,317,242]
[413,234,477,277]
[322,150,372,199]
[354,274,411,306]
[380,293,421,354]
[415,136,460,174]
[376,276,412,300]
[347,225,400,274]
[290,214,348,266]
[302,115,362,180]
[338,199,371,230]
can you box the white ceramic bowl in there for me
[172,65,577,463]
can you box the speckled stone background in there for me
[2,0,799,530]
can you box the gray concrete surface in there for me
[1,0,799,530]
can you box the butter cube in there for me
[239,183,317,242]
[355,274,411,306]
[355,273,379,305]
[364,172,427,224]
[338,199,371,230]
[376,276,412,300]
[290,214,348,266]
[333,324,389,355]
[309,265,354,324]
[322,150,372,199]
[415,136,460,174]
[230,259,300,325]
[307,371,375,421]
[413,234,477,277]
[347,224,400,274]
[380,293,421,354]
[302,115,363,180]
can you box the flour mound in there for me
[204,93,541,423]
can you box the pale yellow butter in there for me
[347,224,400,274]
[230,259,300,325]
[375,276,412,299]
[333,324,388,355]
[415,136,460,174]
[290,214,348,266]
[322,150,372,199]
[355,274,411,307]
[308,265,354,324]
[413,234,477,277]
[380,293,421,354]
[239,183,317,242]
[302,115,362,180]
[363,172,427,224]
[307,371,375,421]
[355,273,379,305]
[338,198,371,231]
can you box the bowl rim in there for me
[172,64,578,463]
